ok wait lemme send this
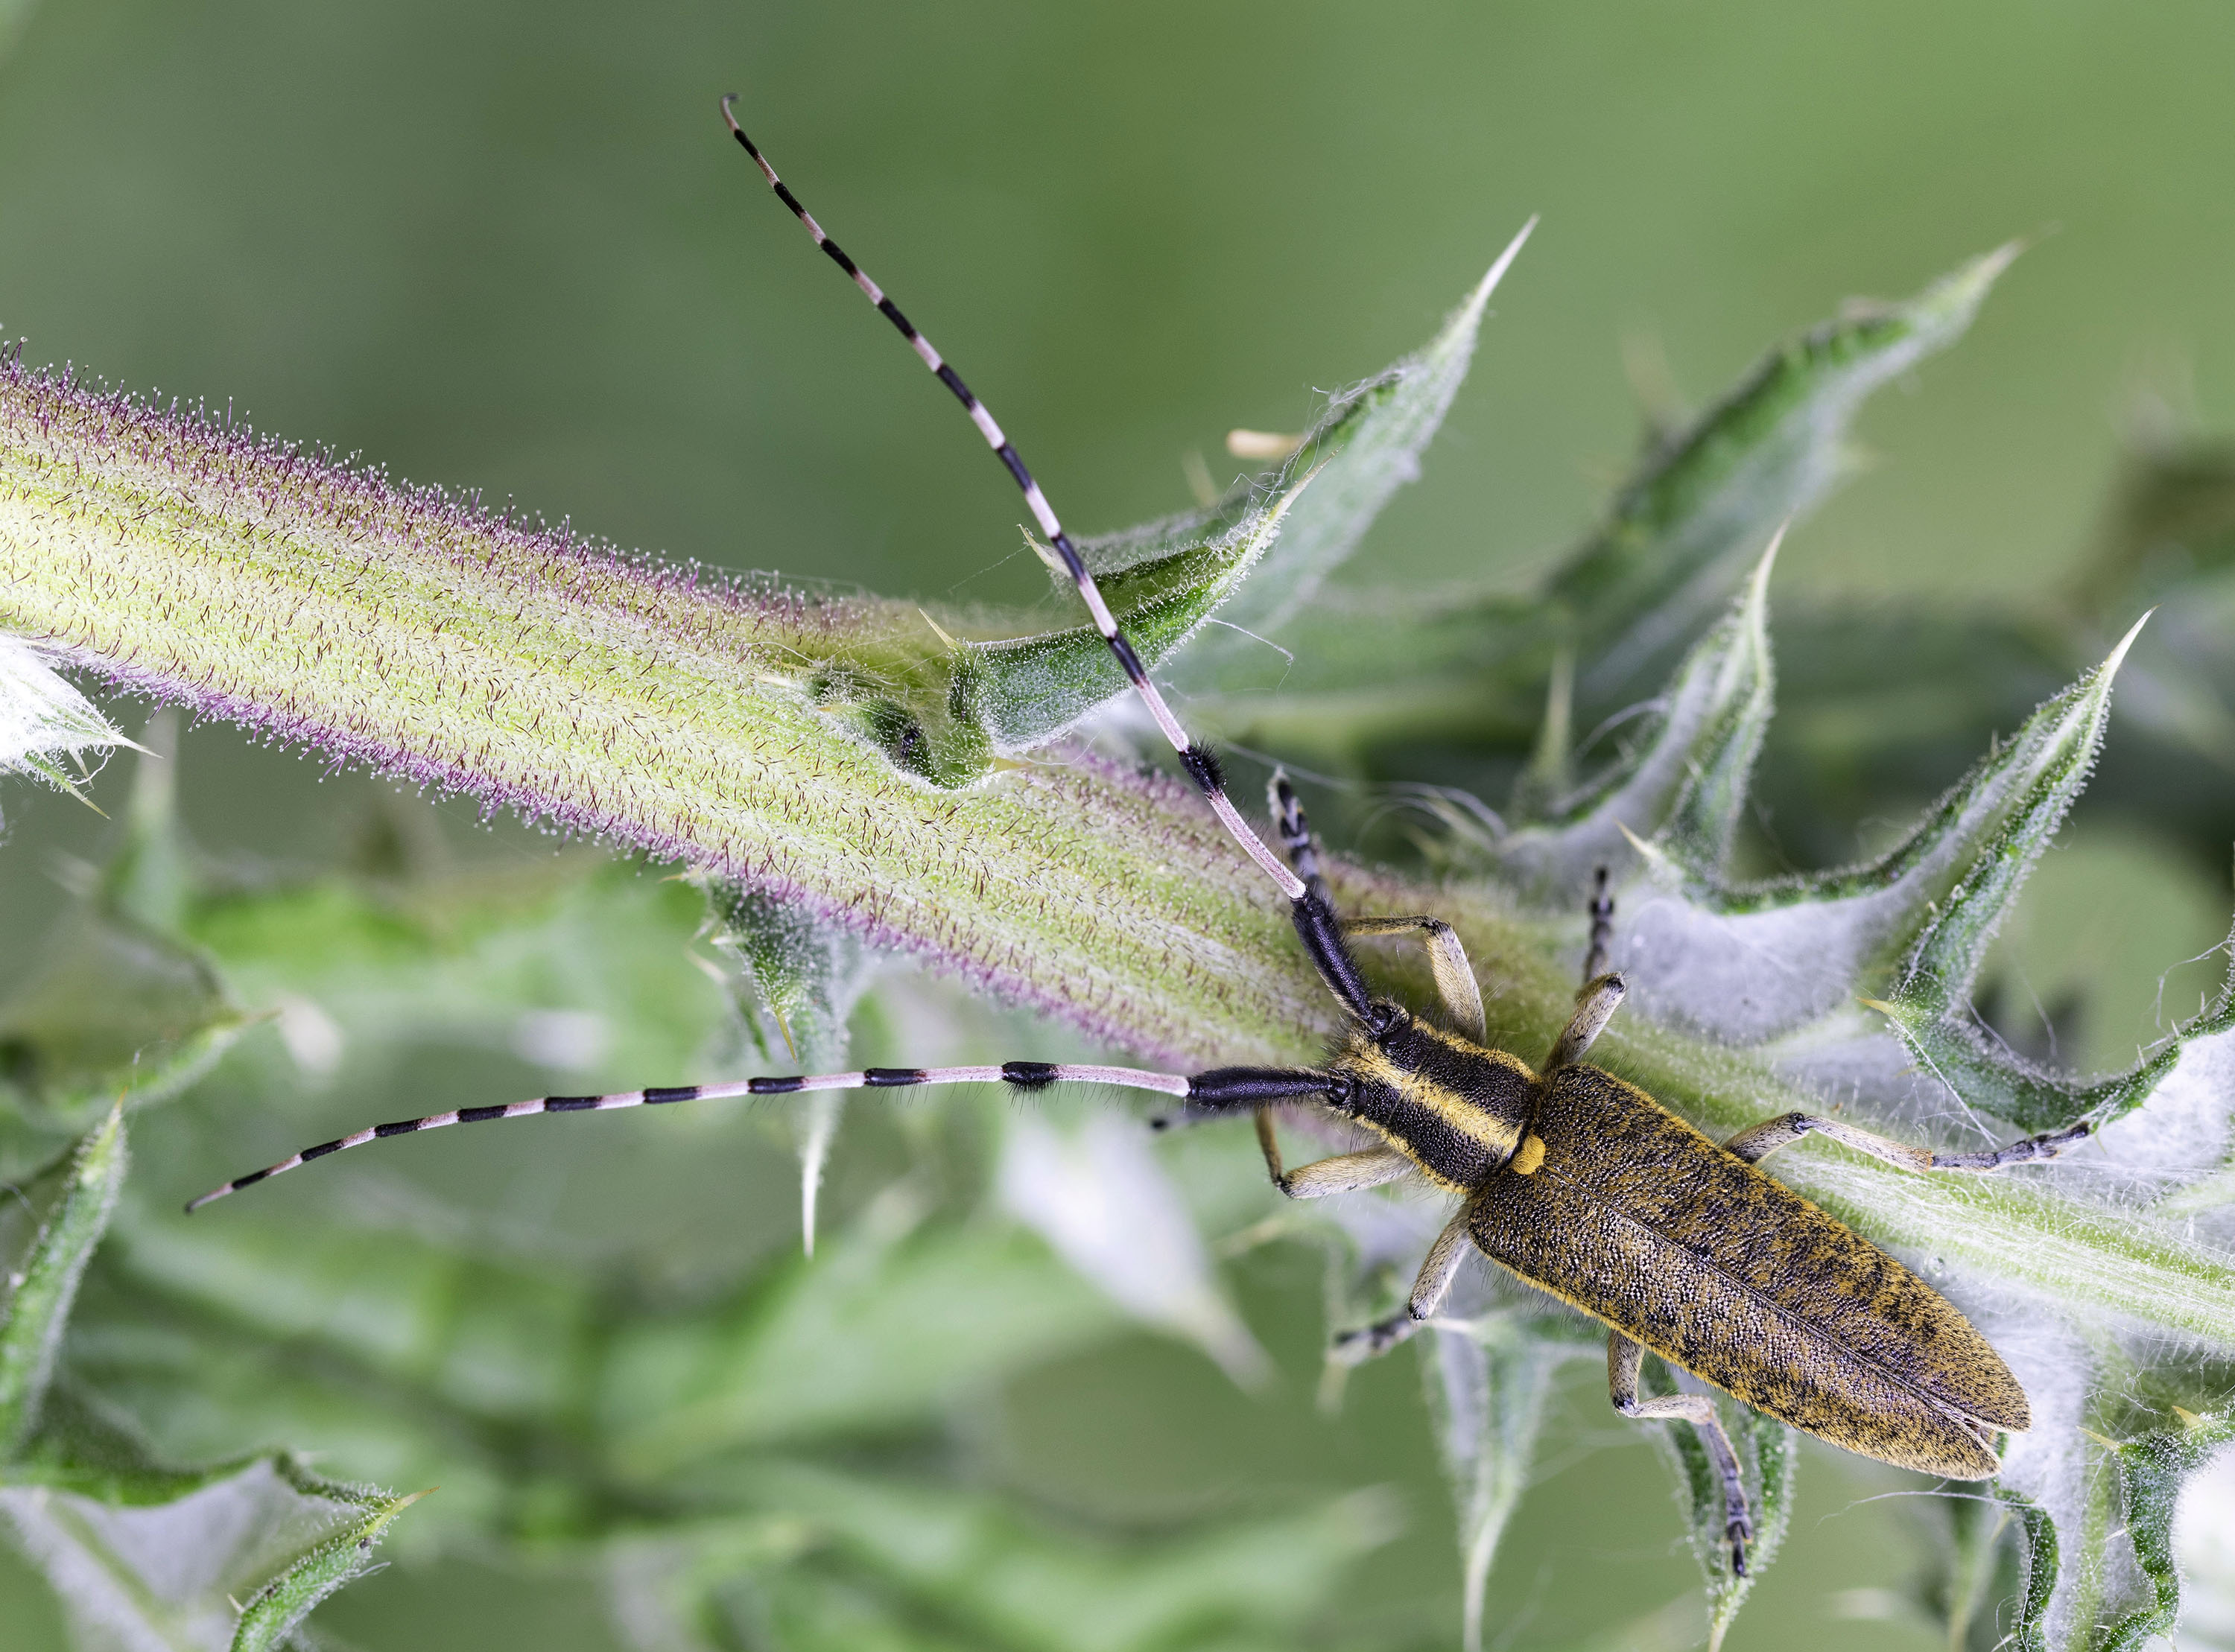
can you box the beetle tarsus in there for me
[1332,1309,1423,1363]
[1725,1505,1754,1575]
[1546,972,1626,1073]
[1726,1111,2096,1173]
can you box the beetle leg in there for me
[1276,1146,1416,1199]
[1254,1107,1413,1197]
[1331,1204,1475,1362]
[1723,1112,2091,1172]
[1252,1105,1285,1182]
[1342,916,1488,1041]
[1608,1332,1754,1576]
[1545,973,1627,1073]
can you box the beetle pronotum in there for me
[188,98,2091,1576]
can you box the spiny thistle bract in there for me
[3,241,2234,1652]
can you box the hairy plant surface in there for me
[4,244,2234,1652]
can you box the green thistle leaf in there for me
[968,468,1310,754]
[2001,1486,2061,1652]
[602,1192,1123,1472]
[1634,1355,1795,1652]
[0,736,247,1159]
[724,1464,1399,1652]
[0,1449,421,1652]
[0,1110,124,1457]
[1481,535,1779,898]
[227,1474,425,1652]
[1424,1318,1578,1652]
[1209,223,1535,638]
[1200,247,2014,774]
[2095,1408,2235,1651]
[1551,244,2020,699]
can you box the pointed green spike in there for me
[1841,619,2173,1127]
[1507,644,1575,825]
[1488,533,1780,898]
[1073,227,1533,603]
[697,877,869,1256]
[966,234,1535,758]
[1632,612,2147,1049]
[1226,220,1537,636]
[1892,613,2150,1011]
[1660,532,1781,876]
[229,1477,428,1652]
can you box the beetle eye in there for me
[1325,1075,1356,1109]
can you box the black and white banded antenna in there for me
[186,1063,1217,1211]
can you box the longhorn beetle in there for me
[188,98,2092,1575]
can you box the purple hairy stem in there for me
[0,349,1456,1063]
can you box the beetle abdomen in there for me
[1468,1064,2027,1478]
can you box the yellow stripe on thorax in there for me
[1341,1029,1535,1189]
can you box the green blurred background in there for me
[3,1,2233,1647]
